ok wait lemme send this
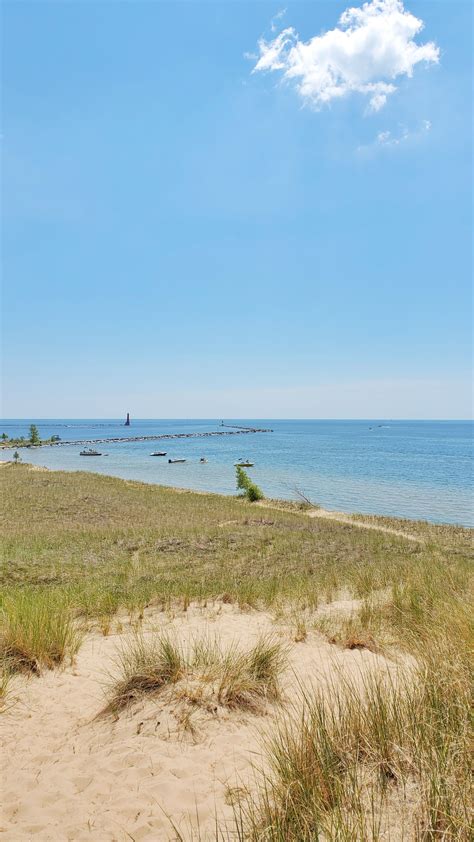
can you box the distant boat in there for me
[151,451,167,456]
[235,461,254,467]
[80,448,102,456]
[199,457,207,463]
[168,458,186,463]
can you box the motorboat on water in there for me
[80,448,102,456]
[199,457,207,463]
[235,461,254,467]
[151,451,167,456]
[168,458,186,463]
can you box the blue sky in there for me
[2,0,472,419]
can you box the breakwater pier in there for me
[27,427,272,448]
[221,423,274,432]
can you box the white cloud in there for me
[253,0,439,112]
[271,8,287,33]
[357,119,431,154]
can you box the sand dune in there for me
[1,603,396,841]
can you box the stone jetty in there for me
[221,423,274,432]
[33,427,272,448]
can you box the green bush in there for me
[236,466,264,502]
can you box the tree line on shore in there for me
[1,425,60,449]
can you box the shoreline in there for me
[1,459,471,533]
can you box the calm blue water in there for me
[1,419,472,527]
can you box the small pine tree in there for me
[29,424,40,445]
[236,466,249,493]
[1,432,8,441]
[12,451,20,464]
[235,466,264,502]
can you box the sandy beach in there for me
[2,602,402,841]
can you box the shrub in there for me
[236,466,264,502]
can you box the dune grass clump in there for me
[106,633,184,712]
[105,632,287,716]
[0,591,82,674]
[216,636,287,711]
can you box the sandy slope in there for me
[1,604,397,842]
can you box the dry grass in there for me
[105,632,287,716]
[104,632,184,712]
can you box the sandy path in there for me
[306,508,424,542]
[1,605,395,841]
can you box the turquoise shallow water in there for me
[2,419,473,527]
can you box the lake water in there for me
[1,419,472,527]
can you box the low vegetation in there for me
[239,647,472,840]
[106,632,287,715]
[0,464,472,837]
[0,590,82,673]
[105,632,184,712]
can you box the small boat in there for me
[80,448,102,456]
[150,451,167,456]
[168,458,186,463]
[199,457,207,463]
[235,461,254,467]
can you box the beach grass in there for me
[0,589,82,673]
[1,464,471,629]
[1,463,472,836]
[105,631,287,715]
[104,632,185,712]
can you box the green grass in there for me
[1,464,471,628]
[0,590,83,673]
[0,463,472,837]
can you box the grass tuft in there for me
[105,632,287,716]
[105,632,184,712]
[0,591,82,673]
[217,637,287,711]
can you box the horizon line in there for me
[1,417,472,423]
